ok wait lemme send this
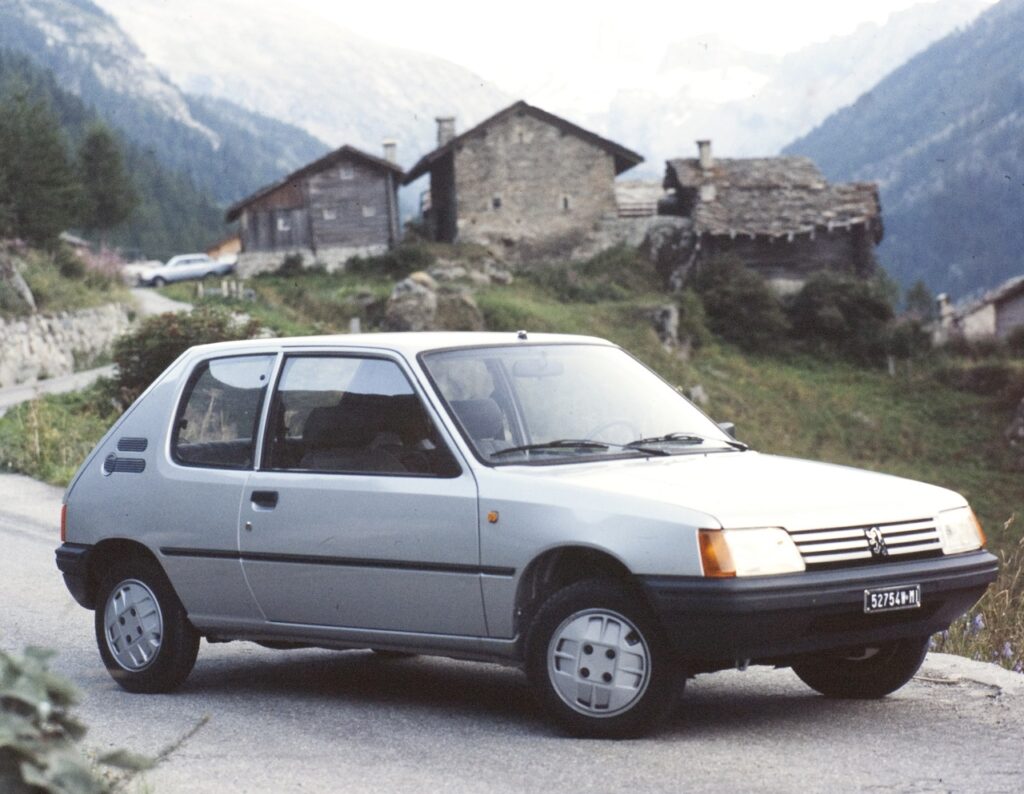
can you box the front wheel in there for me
[526,579,679,738]
[791,637,929,699]
[94,557,199,693]
[152,276,166,288]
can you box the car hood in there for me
[507,451,965,531]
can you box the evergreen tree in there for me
[77,123,137,241]
[905,280,935,321]
[0,84,80,246]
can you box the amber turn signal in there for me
[971,511,986,548]
[698,529,736,578]
[60,503,67,542]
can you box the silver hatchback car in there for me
[56,332,997,736]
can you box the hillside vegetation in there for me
[1,245,1021,670]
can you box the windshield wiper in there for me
[626,432,749,451]
[491,438,669,458]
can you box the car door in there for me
[239,352,486,636]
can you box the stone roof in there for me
[960,274,1024,317]
[664,157,882,241]
[404,100,644,184]
[226,145,403,222]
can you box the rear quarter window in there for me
[172,354,275,469]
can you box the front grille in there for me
[789,518,942,568]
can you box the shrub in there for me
[676,288,712,350]
[110,306,262,407]
[277,253,304,276]
[347,243,436,280]
[524,246,661,304]
[1007,326,1024,358]
[787,272,894,364]
[690,255,788,352]
[886,318,932,360]
[0,647,150,792]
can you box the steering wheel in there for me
[584,420,640,444]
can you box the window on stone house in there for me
[277,216,291,232]
[562,196,571,211]
[492,196,502,210]
[362,205,376,218]
[339,165,354,180]
[322,207,337,221]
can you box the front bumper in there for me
[55,543,94,608]
[640,550,998,664]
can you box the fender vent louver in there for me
[117,437,148,452]
[103,455,146,474]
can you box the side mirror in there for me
[717,421,737,439]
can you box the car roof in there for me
[182,331,615,360]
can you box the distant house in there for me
[226,143,403,276]
[661,141,882,293]
[206,234,241,262]
[937,275,1024,343]
[403,101,644,251]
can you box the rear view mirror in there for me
[717,421,737,439]
[512,357,565,378]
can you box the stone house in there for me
[403,101,644,252]
[226,143,403,276]
[936,275,1024,343]
[660,141,882,293]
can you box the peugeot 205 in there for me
[55,332,998,737]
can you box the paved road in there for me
[0,289,190,416]
[2,471,1022,793]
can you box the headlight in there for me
[699,527,805,577]
[937,507,985,555]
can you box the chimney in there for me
[697,139,713,170]
[382,139,397,164]
[436,117,456,146]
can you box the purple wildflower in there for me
[971,613,985,633]
[1014,660,1023,674]
[1002,642,1014,660]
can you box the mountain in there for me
[0,48,224,259]
[0,0,329,208]
[784,0,1024,297]
[529,0,992,172]
[93,0,512,167]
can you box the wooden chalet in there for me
[226,143,403,275]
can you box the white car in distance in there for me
[126,253,234,287]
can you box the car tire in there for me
[791,636,930,699]
[153,277,166,288]
[94,557,199,693]
[525,579,679,738]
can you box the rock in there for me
[0,250,37,311]
[652,304,679,348]
[688,384,709,406]
[488,268,514,286]
[428,266,468,282]
[436,290,485,331]
[383,275,438,331]
[467,271,492,287]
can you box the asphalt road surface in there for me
[2,472,1022,793]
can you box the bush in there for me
[887,318,932,360]
[787,272,894,364]
[1007,326,1024,358]
[676,288,712,350]
[690,255,788,352]
[524,246,661,304]
[110,306,262,407]
[277,253,304,276]
[347,243,436,280]
[1,647,150,792]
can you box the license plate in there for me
[863,585,921,614]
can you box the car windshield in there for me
[421,343,739,465]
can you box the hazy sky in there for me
[299,0,994,91]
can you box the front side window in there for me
[422,344,735,465]
[173,355,275,469]
[263,355,460,477]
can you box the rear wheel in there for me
[791,637,929,699]
[153,276,166,288]
[94,557,199,693]
[526,579,679,738]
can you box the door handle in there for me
[251,490,279,509]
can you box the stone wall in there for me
[235,244,389,278]
[453,111,618,246]
[0,303,132,388]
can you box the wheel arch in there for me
[513,544,640,639]
[84,538,167,609]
